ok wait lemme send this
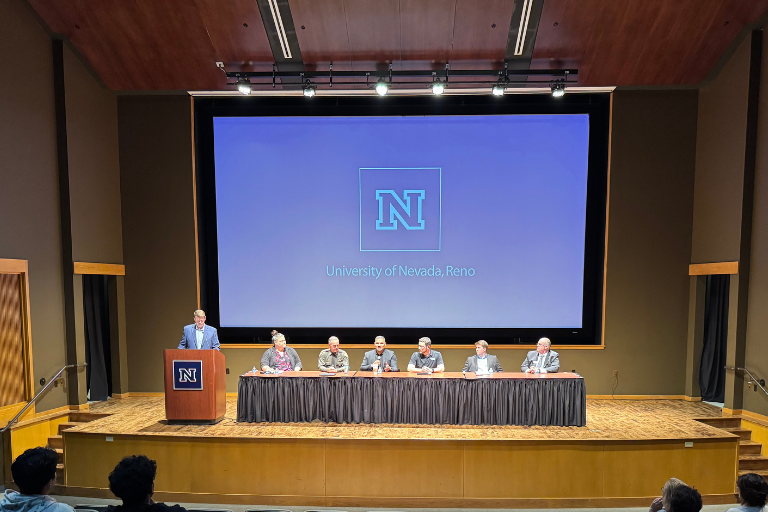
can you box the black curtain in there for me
[698,274,729,402]
[83,275,112,401]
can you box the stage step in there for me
[69,412,111,422]
[696,416,743,428]
[740,469,768,480]
[55,463,64,485]
[57,421,85,434]
[724,427,753,441]
[50,413,106,488]
[739,455,768,471]
[740,440,763,455]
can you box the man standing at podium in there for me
[178,310,220,350]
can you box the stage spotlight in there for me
[236,77,251,95]
[492,81,506,96]
[375,79,389,96]
[432,79,445,95]
[303,80,316,98]
[551,80,566,98]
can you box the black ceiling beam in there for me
[227,68,577,79]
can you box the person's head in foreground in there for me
[10,447,59,496]
[667,485,702,512]
[660,478,687,511]
[736,473,768,509]
[109,455,157,506]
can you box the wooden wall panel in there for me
[326,440,464,498]
[0,274,25,407]
[602,439,738,496]
[64,433,738,501]
[463,441,604,498]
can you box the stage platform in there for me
[56,397,739,508]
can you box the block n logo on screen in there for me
[173,360,203,390]
[360,168,441,251]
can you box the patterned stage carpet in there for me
[67,396,735,441]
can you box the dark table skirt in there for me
[237,375,586,426]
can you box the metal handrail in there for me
[725,366,768,397]
[0,363,87,433]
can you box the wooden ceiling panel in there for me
[575,0,663,86]
[628,0,725,85]
[398,0,456,69]
[450,0,514,68]
[530,0,602,82]
[25,0,768,90]
[195,0,273,68]
[534,0,768,86]
[29,0,223,90]
[344,0,401,70]
[678,0,768,84]
[291,0,352,69]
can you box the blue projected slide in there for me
[213,115,590,328]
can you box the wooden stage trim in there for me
[57,487,738,509]
[59,398,740,506]
[66,397,734,441]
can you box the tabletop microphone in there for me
[351,370,359,377]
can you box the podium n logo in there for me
[178,368,197,383]
[172,360,203,390]
[375,190,425,230]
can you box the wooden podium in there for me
[163,349,226,424]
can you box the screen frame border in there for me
[193,93,611,346]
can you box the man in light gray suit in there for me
[521,337,559,373]
[178,309,221,350]
[462,340,503,373]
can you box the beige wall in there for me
[744,31,768,417]
[64,45,123,264]
[690,36,751,264]
[0,0,68,412]
[118,96,198,393]
[0,0,123,412]
[119,91,699,396]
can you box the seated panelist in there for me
[318,336,349,372]
[178,310,220,350]
[462,340,503,373]
[521,337,560,374]
[360,336,398,372]
[407,337,444,374]
[261,330,302,372]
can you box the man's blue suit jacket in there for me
[178,324,221,350]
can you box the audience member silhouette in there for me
[727,473,768,512]
[0,447,73,512]
[106,456,186,512]
[667,484,703,512]
[650,477,687,512]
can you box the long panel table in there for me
[237,371,586,426]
